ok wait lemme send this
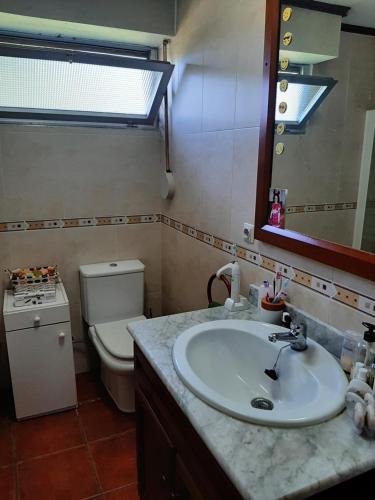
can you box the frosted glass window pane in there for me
[275,82,326,125]
[0,56,163,116]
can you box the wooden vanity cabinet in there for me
[134,344,242,500]
[134,344,373,500]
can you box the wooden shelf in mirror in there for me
[255,0,375,281]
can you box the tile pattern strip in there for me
[286,201,357,214]
[0,214,160,232]
[0,212,373,317]
[161,215,375,318]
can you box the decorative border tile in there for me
[96,217,112,226]
[334,286,359,308]
[286,201,357,214]
[4,221,27,231]
[0,214,159,232]
[1,211,373,318]
[161,215,375,318]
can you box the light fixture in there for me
[275,73,337,132]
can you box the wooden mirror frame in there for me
[255,0,375,281]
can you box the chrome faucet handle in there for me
[291,323,306,338]
[268,322,307,351]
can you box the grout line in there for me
[2,382,138,499]
[75,407,103,496]
[15,443,86,465]
[101,481,138,498]
[13,462,19,500]
[10,419,18,500]
[85,427,136,445]
[78,397,103,407]
[82,480,139,499]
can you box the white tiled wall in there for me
[0,126,162,388]
[0,0,374,391]
[162,0,374,329]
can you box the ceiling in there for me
[0,12,168,46]
[326,0,375,28]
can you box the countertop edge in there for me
[128,308,375,500]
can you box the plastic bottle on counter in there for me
[340,330,366,375]
[258,281,270,309]
[363,322,375,368]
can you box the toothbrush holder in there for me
[260,297,285,324]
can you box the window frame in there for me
[0,35,174,127]
[275,73,337,132]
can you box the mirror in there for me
[269,0,375,254]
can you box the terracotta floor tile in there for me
[0,466,14,500]
[76,371,105,403]
[79,398,135,441]
[0,422,13,466]
[18,446,100,500]
[104,484,139,500]
[15,410,84,461]
[90,432,137,491]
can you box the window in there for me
[0,36,174,126]
[275,73,336,132]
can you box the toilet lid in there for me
[94,316,146,360]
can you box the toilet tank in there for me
[79,260,145,326]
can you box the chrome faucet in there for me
[268,323,307,352]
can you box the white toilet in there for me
[79,260,146,412]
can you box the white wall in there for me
[161,0,375,332]
[0,126,163,388]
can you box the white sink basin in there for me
[173,320,347,427]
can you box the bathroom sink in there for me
[173,320,347,427]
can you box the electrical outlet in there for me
[243,223,254,244]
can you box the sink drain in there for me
[251,397,274,411]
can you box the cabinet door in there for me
[174,455,206,500]
[6,322,77,419]
[136,389,175,500]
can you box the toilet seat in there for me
[88,315,146,412]
[88,315,146,374]
[94,317,145,360]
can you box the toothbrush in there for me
[275,271,282,296]
[273,278,290,303]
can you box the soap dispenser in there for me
[363,322,375,368]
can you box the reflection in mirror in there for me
[270,1,375,254]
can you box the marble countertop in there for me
[128,306,375,500]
